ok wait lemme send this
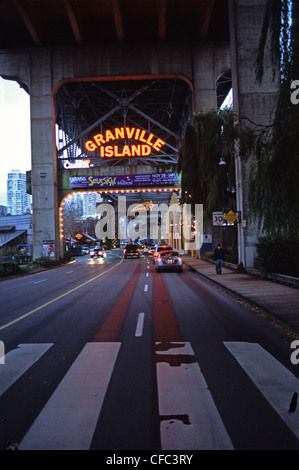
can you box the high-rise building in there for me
[7,169,32,215]
[83,192,102,217]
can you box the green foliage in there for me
[30,256,61,268]
[256,235,299,277]
[177,108,244,225]
[250,0,299,237]
[255,0,283,84]
[102,237,113,250]
[63,250,73,262]
[0,261,24,277]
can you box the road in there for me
[0,249,298,451]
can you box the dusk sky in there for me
[0,77,31,205]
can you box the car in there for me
[155,250,183,272]
[71,246,84,256]
[147,246,156,256]
[123,244,140,259]
[89,246,104,258]
[152,244,173,263]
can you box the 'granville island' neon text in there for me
[85,127,165,158]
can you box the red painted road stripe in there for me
[152,272,182,342]
[92,264,141,342]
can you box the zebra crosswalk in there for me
[0,343,53,397]
[0,341,298,450]
[224,342,299,440]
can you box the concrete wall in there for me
[229,0,279,267]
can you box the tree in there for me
[250,0,299,237]
[177,108,240,226]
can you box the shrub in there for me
[256,236,299,277]
[30,256,61,268]
[0,261,24,277]
[63,250,73,262]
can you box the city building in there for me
[7,169,32,215]
[83,192,102,218]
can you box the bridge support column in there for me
[30,51,61,260]
[229,0,279,268]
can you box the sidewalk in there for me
[182,255,299,337]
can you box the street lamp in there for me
[219,154,226,165]
[235,147,245,271]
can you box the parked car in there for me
[153,244,173,263]
[71,246,84,256]
[155,250,183,273]
[123,244,140,259]
[89,246,104,258]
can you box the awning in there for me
[0,230,27,247]
[82,233,97,241]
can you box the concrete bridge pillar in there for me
[229,0,279,267]
[29,51,60,260]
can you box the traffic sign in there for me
[224,210,238,224]
[212,212,224,226]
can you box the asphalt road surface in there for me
[0,249,298,452]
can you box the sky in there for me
[0,77,31,205]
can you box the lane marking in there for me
[66,271,73,274]
[153,270,181,342]
[92,264,141,342]
[0,259,124,332]
[224,342,299,439]
[34,279,47,284]
[144,284,148,292]
[156,342,233,450]
[19,342,121,450]
[0,344,53,396]
[135,312,145,337]
[146,273,149,277]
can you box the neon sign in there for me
[85,127,165,158]
[63,159,91,169]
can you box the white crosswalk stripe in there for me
[0,343,53,396]
[224,341,299,440]
[18,342,121,450]
[1,341,297,449]
[156,341,233,450]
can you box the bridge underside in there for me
[0,0,279,266]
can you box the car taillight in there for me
[137,248,140,252]
[158,257,162,262]
[123,249,126,253]
[154,252,158,257]
[178,257,182,262]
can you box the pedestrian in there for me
[213,243,224,274]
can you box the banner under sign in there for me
[69,173,180,189]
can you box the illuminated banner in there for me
[85,127,165,158]
[69,172,179,189]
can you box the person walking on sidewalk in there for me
[213,243,224,274]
